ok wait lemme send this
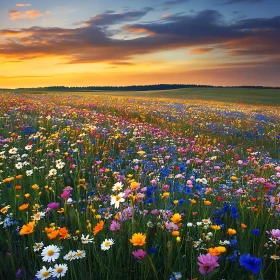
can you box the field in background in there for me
[2,87,280,106]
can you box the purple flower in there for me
[197,253,219,275]
[110,220,121,231]
[16,268,23,278]
[47,202,60,209]
[132,249,147,260]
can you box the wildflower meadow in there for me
[0,92,279,280]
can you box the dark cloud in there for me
[84,7,153,27]
[0,9,279,64]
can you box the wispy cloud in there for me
[223,0,265,4]
[16,4,31,7]
[8,10,44,20]
[164,0,189,5]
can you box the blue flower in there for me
[252,229,260,236]
[239,254,262,274]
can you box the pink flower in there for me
[132,249,147,260]
[61,190,71,199]
[197,253,219,275]
[47,202,60,209]
[266,229,280,240]
[110,220,121,231]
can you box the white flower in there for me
[26,170,33,176]
[101,239,114,251]
[25,145,32,150]
[63,251,75,261]
[33,242,44,252]
[112,182,123,192]
[41,245,60,262]
[56,161,65,169]
[15,162,23,169]
[81,234,94,244]
[48,169,57,176]
[35,266,52,279]
[51,264,68,278]
[73,250,86,259]
[110,192,125,209]
[8,147,18,154]
[32,212,45,221]
[187,222,193,227]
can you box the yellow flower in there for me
[211,225,221,231]
[130,182,139,190]
[31,184,39,190]
[231,176,238,181]
[228,228,237,235]
[3,177,14,183]
[130,233,146,246]
[162,192,170,198]
[173,200,178,205]
[190,199,196,204]
[24,193,30,198]
[170,213,182,224]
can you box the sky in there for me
[0,0,279,88]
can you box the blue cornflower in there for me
[239,254,262,274]
[252,229,260,235]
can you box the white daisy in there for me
[33,242,44,252]
[8,147,18,155]
[35,266,52,279]
[101,239,114,251]
[112,182,123,192]
[51,264,68,278]
[56,161,65,169]
[32,212,46,221]
[48,169,57,176]
[73,250,86,259]
[25,145,32,150]
[41,245,60,262]
[26,170,33,176]
[81,234,94,244]
[110,192,125,209]
[63,250,75,261]
[15,162,23,169]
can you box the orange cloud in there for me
[16,4,31,7]
[191,47,214,54]
[8,10,43,21]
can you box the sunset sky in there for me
[0,0,279,88]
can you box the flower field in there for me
[0,92,280,280]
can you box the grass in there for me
[2,87,280,106]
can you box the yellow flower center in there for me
[75,252,83,257]
[42,271,50,277]
[104,241,111,247]
[56,267,63,273]
[47,250,54,256]
[115,196,121,201]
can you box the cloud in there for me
[16,4,31,7]
[8,10,44,20]
[84,8,153,27]
[0,9,279,65]
[223,0,265,4]
[191,47,215,54]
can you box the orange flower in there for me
[44,226,55,233]
[231,176,238,181]
[3,177,14,183]
[130,181,139,190]
[162,192,170,198]
[15,185,22,190]
[172,231,180,237]
[208,246,227,256]
[58,227,69,240]
[190,199,196,204]
[130,233,146,246]
[19,204,29,211]
[170,213,182,224]
[204,200,212,206]
[48,230,59,240]
[241,223,247,229]
[93,220,104,235]
[228,228,237,235]
[16,175,23,179]
[211,225,221,231]
[20,221,35,235]
[0,205,11,214]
